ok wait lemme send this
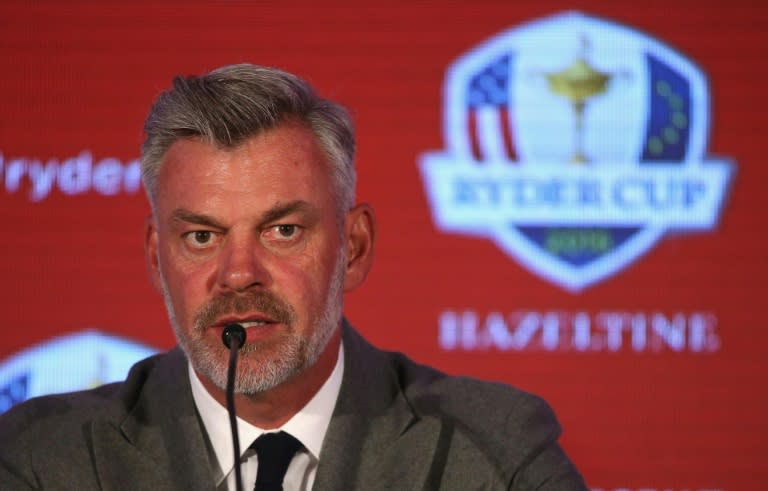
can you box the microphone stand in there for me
[222,323,246,491]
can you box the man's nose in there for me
[217,236,271,292]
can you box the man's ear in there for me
[144,215,163,294]
[343,203,376,292]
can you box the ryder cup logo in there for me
[419,12,734,291]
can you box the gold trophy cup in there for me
[545,40,613,163]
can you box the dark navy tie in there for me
[251,431,303,491]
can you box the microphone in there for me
[223,323,246,351]
[222,323,246,491]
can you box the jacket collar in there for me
[313,320,445,491]
[92,348,216,490]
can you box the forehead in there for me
[153,122,336,220]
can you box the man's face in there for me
[145,121,361,394]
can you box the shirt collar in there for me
[189,341,344,478]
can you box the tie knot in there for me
[250,431,303,490]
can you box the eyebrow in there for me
[170,200,317,229]
[171,209,226,229]
[261,200,317,224]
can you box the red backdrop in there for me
[1,1,766,489]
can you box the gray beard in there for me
[161,246,346,395]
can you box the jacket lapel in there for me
[314,323,444,491]
[91,349,216,490]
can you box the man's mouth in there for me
[195,290,295,335]
[214,314,280,330]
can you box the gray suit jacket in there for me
[0,323,586,490]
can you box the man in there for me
[0,64,587,490]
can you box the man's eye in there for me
[264,224,302,242]
[184,230,215,248]
[276,225,297,237]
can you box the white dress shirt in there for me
[189,343,344,491]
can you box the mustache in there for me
[194,290,295,330]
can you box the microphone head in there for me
[222,323,246,350]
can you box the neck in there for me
[198,329,341,429]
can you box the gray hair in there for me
[140,64,356,214]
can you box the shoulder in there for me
[0,380,124,437]
[389,351,561,449]
[342,322,560,453]
[0,350,178,468]
[344,323,587,488]
[381,351,585,488]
